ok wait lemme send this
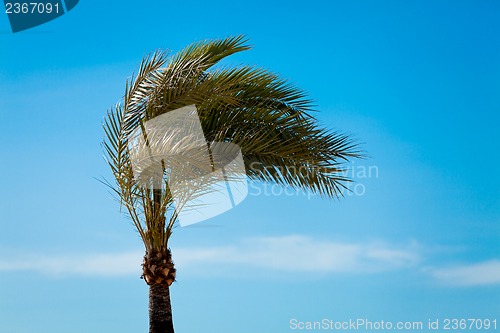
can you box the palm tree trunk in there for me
[149,284,174,333]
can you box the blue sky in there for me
[0,1,499,332]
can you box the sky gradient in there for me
[1,1,499,332]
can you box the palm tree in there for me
[103,35,361,333]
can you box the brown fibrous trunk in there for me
[143,249,176,333]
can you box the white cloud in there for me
[430,260,500,286]
[0,252,143,277]
[0,235,419,277]
[175,235,420,274]
[1,236,498,287]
